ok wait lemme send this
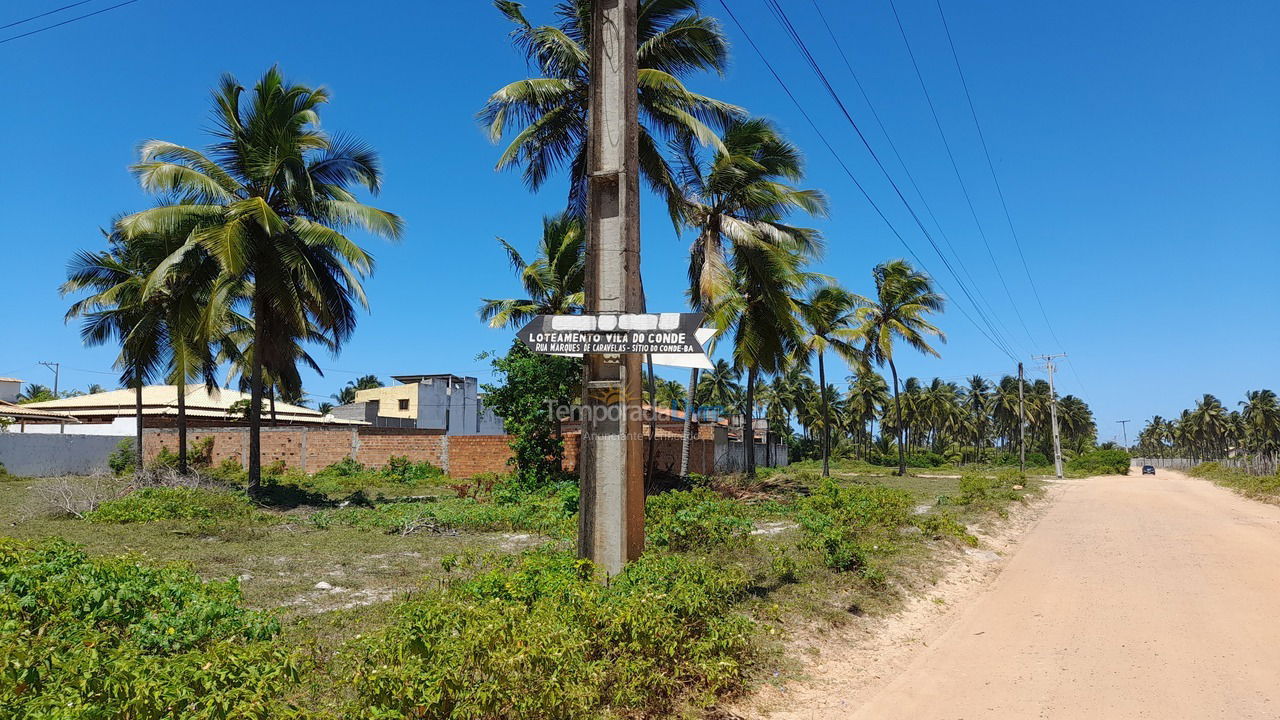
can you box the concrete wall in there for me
[0,433,122,476]
[0,379,20,404]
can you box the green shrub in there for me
[796,478,913,572]
[380,455,444,483]
[107,437,137,475]
[645,488,753,552]
[0,538,309,718]
[1066,449,1130,476]
[308,485,577,537]
[208,456,248,484]
[350,548,754,718]
[86,487,268,524]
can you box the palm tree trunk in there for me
[247,325,265,496]
[176,381,188,475]
[134,379,144,474]
[819,353,830,477]
[890,360,905,476]
[270,387,278,426]
[744,366,758,478]
[679,367,699,476]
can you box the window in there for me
[398,399,409,411]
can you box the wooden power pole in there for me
[579,0,645,575]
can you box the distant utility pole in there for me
[39,361,62,434]
[1034,354,1067,478]
[1017,362,1026,474]
[579,0,645,576]
[1117,419,1131,449]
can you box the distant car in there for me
[1141,465,1156,475]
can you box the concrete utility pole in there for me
[1017,362,1026,474]
[579,0,645,575]
[1035,354,1067,479]
[1117,419,1131,449]
[39,361,62,434]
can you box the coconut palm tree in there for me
[480,212,585,329]
[121,67,403,493]
[62,232,165,471]
[672,118,826,474]
[479,0,742,214]
[846,370,889,459]
[857,260,946,476]
[708,239,814,477]
[963,375,991,463]
[794,284,866,476]
[1240,389,1280,458]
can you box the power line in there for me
[716,0,1017,364]
[0,0,97,30]
[805,0,1021,359]
[931,0,1065,348]
[884,0,1038,352]
[753,0,1023,362]
[0,0,138,45]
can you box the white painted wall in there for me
[0,433,122,476]
[10,417,134,436]
[0,379,19,404]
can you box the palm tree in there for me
[964,375,991,463]
[846,370,889,459]
[121,67,403,493]
[695,358,740,415]
[480,212,585,328]
[673,118,826,474]
[479,0,741,213]
[62,233,165,471]
[708,240,813,477]
[857,260,946,476]
[1240,389,1280,458]
[795,284,866,476]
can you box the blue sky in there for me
[1,0,1276,443]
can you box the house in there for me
[332,374,504,435]
[0,399,79,428]
[0,377,20,404]
[16,385,365,435]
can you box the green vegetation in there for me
[481,341,581,489]
[796,479,912,575]
[350,549,753,719]
[645,488,753,552]
[1137,391,1279,474]
[1066,449,1131,476]
[309,483,577,538]
[85,487,270,525]
[0,538,307,718]
[1190,462,1280,503]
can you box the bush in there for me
[308,484,577,537]
[0,538,308,718]
[208,457,248,484]
[645,489,753,552]
[351,548,754,718]
[86,487,268,524]
[796,478,913,572]
[1190,462,1280,500]
[1066,449,1130,476]
[380,454,444,483]
[107,437,137,475]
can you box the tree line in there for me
[478,1,1097,478]
[1136,391,1280,462]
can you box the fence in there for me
[1132,456,1279,475]
[714,440,790,474]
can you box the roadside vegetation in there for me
[0,455,1043,718]
[1189,462,1280,504]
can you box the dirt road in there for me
[772,470,1280,719]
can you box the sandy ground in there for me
[744,469,1280,720]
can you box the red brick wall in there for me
[143,426,719,477]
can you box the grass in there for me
[0,460,1043,717]
[1190,461,1280,504]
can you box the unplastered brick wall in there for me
[143,426,725,477]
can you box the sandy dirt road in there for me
[840,470,1280,719]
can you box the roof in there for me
[0,400,79,423]
[390,374,472,385]
[0,377,21,383]
[20,385,365,425]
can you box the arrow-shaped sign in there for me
[516,313,713,367]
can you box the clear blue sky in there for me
[1,0,1276,443]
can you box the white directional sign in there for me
[517,313,708,356]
